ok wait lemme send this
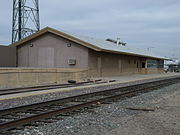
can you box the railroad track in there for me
[0,79,115,96]
[0,77,180,134]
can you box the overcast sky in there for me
[0,0,180,59]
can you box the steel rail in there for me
[0,77,176,115]
[0,77,179,116]
[0,77,180,132]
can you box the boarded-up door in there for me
[97,57,102,77]
[38,47,54,67]
[118,59,122,74]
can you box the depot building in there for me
[9,27,164,77]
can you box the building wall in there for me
[0,45,16,67]
[88,49,164,77]
[17,33,88,68]
[16,34,164,77]
[88,49,144,77]
[140,68,164,74]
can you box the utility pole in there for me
[12,0,40,43]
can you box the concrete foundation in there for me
[0,68,88,89]
[0,67,165,89]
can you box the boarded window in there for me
[38,47,54,67]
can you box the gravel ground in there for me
[9,82,180,135]
[0,75,180,110]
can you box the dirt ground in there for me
[105,90,180,135]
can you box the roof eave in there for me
[9,27,101,52]
[9,27,49,47]
[102,49,165,60]
[9,27,166,60]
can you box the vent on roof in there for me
[106,38,126,46]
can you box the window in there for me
[147,59,158,68]
[158,60,164,68]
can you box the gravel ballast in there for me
[7,82,180,135]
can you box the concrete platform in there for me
[95,72,180,82]
[0,72,179,101]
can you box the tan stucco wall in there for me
[0,45,16,67]
[88,50,144,77]
[0,68,88,89]
[88,49,164,77]
[140,68,164,74]
[17,33,88,68]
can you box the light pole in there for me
[147,47,155,51]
